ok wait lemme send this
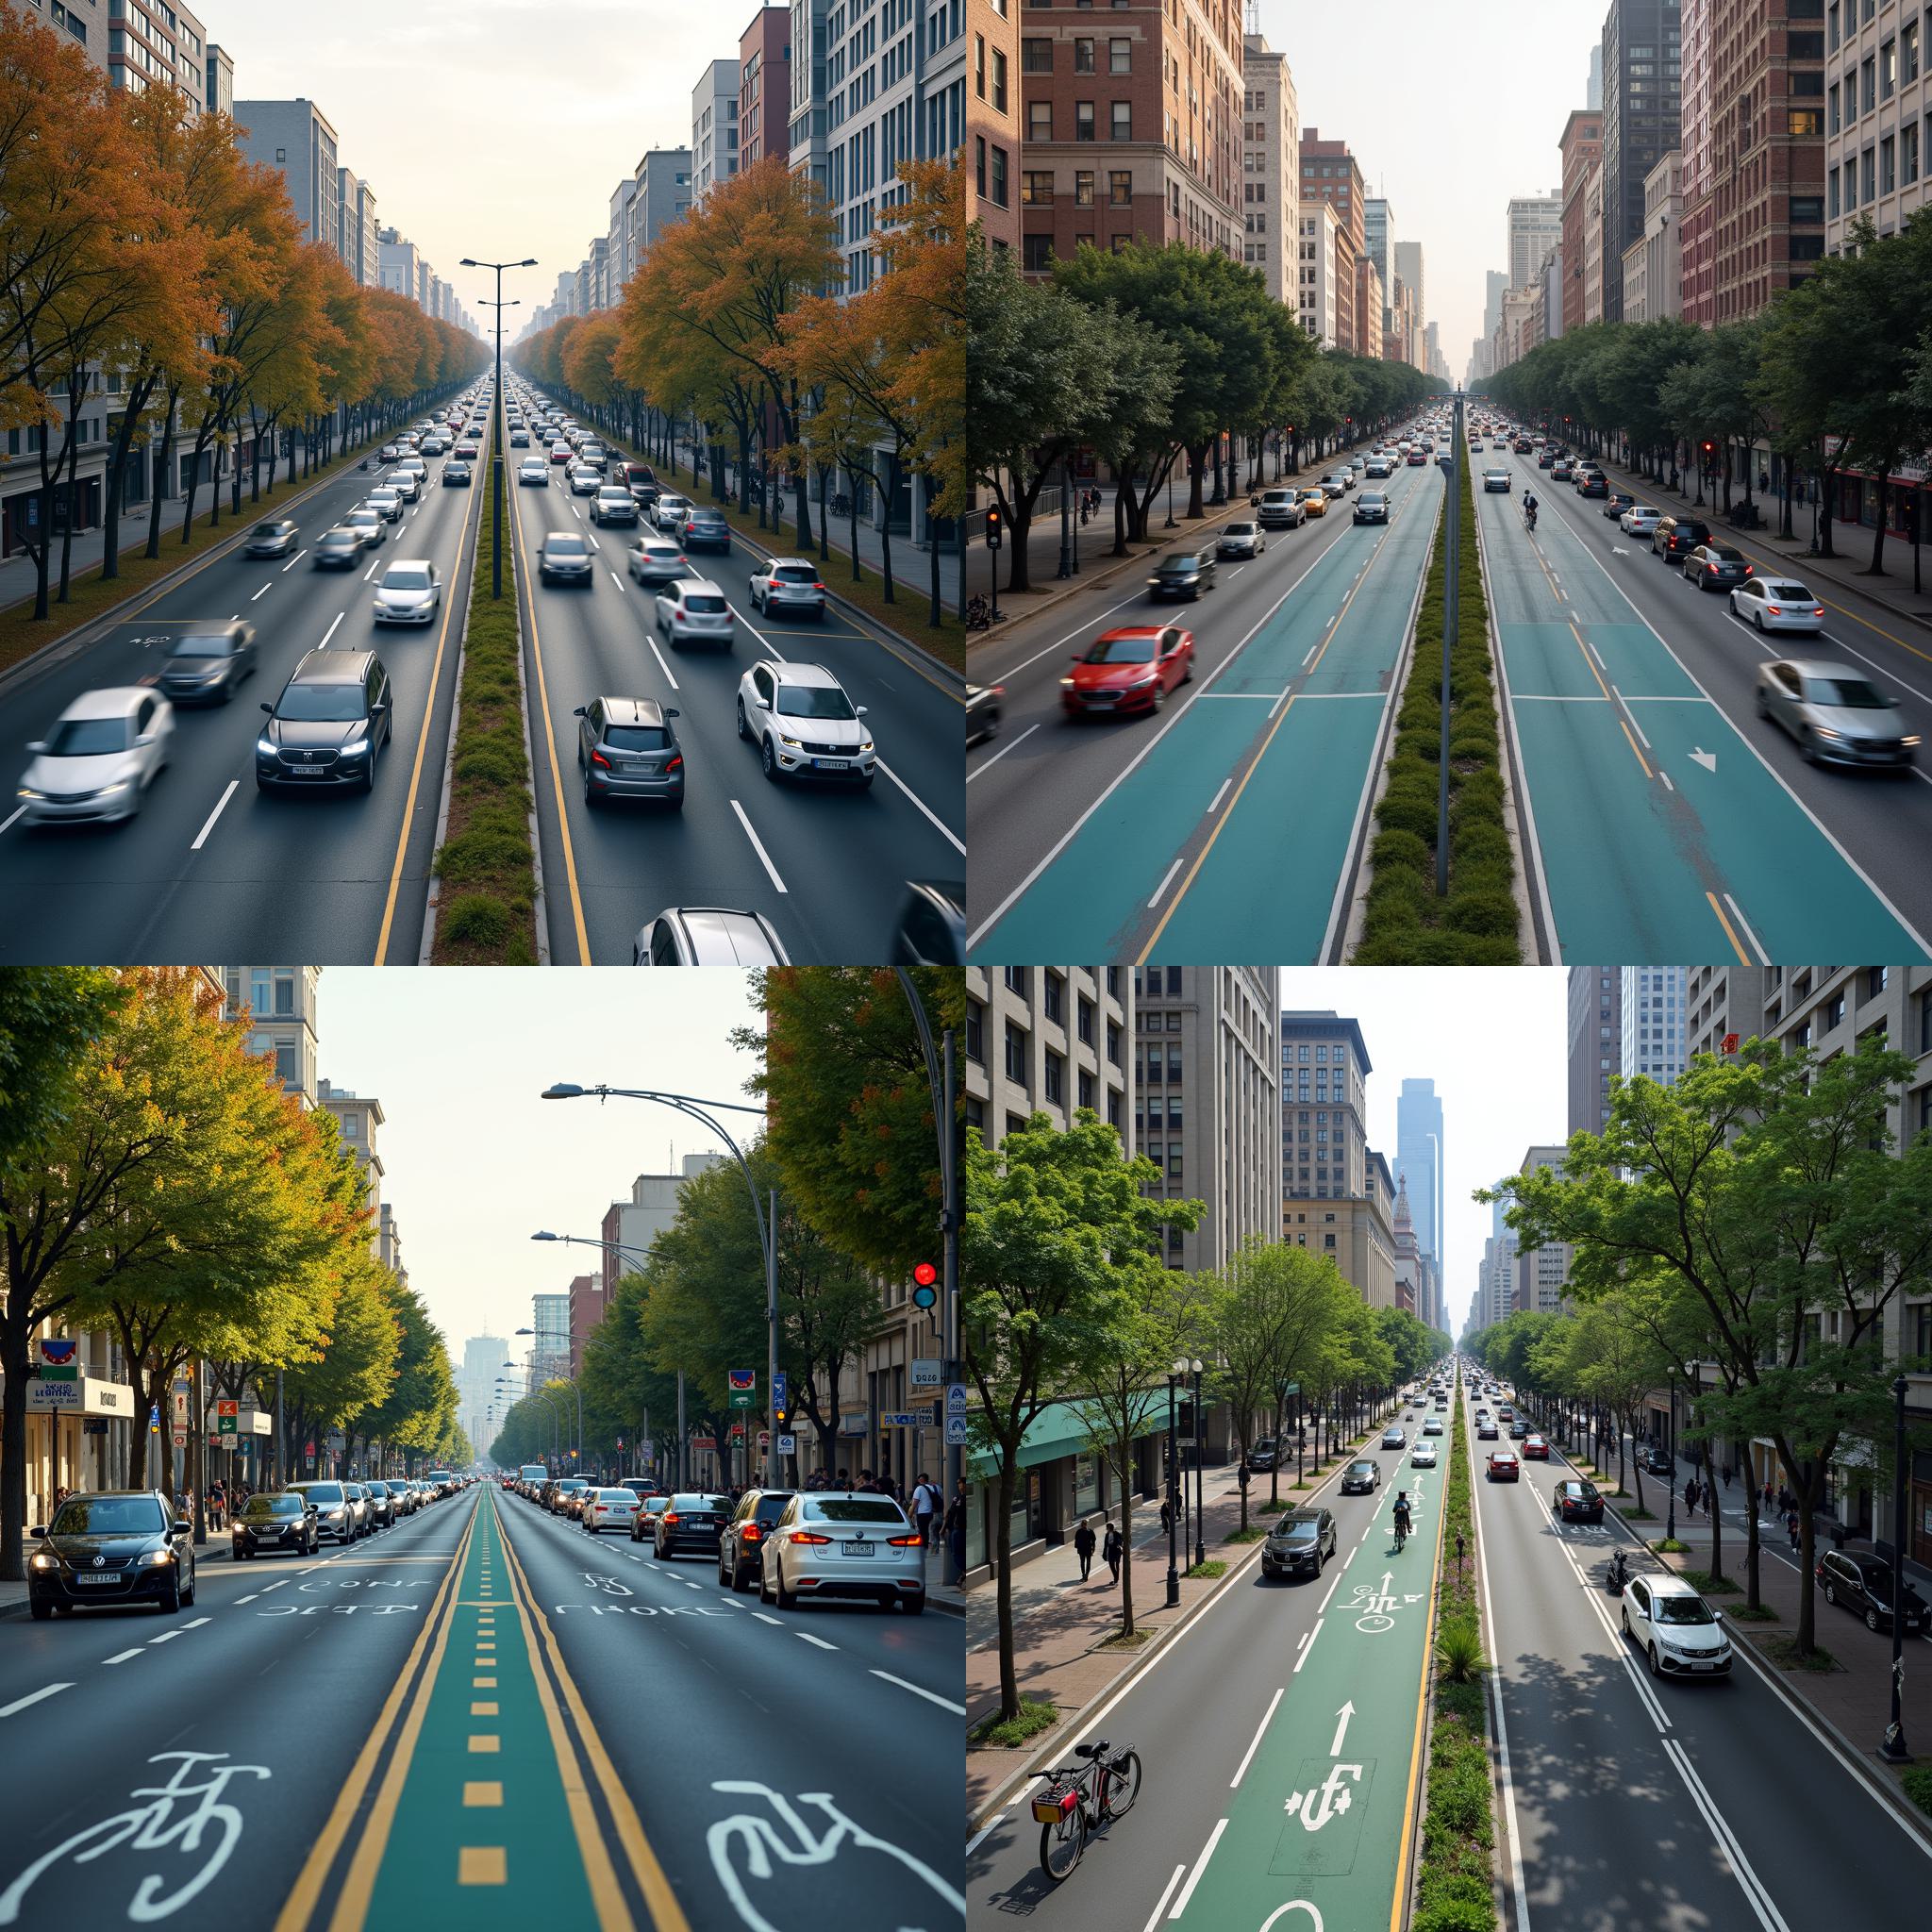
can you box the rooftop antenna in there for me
[1245,0,1261,32]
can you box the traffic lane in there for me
[0,1492,475,1931]
[966,1472,1407,1926]
[1526,469,1932,943]
[1474,1435,1929,1931]
[0,455,482,965]
[513,476,962,964]
[497,1494,964,1931]
[967,466,1439,959]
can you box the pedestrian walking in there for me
[1722,1462,1734,1490]
[208,1479,225,1531]
[1102,1522,1124,1587]
[1073,1519,1096,1581]
[1786,1507,1802,1553]
[943,1477,967,1576]
[1159,1493,1173,1538]
[911,1474,941,1554]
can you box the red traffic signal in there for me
[911,1261,939,1308]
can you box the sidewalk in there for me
[964,1408,1398,1822]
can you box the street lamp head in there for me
[542,1083,586,1100]
[459,258,477,268]
[516,1327,534,1337]
[531,1231,560,1243]
[520,257,538,267]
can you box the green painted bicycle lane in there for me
[975,464,1439,964]
[358,1487,601,1931]
[1479,488,1929,962]
[1174,1469,1441,1932]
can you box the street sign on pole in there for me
[728,1368,757,1409]
[776,1433,796,1455]
[909,1357,941,1389]
[216,1400,239,1436]
[944,1382,968,1444]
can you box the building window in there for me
[1108,169,1132,206]
[1075,170,1094,206]
[1110,101,1131,141]
[991,48,1008,113]
[1029,101,1051,142]
[1022,170,1055,205]
[1906,122,1922,186]
[1077,993,1095,1044]
[1828,164,1840,218]
[1864,144,1877,202]
[990,144,1008,208]
[1881,132,1896,193]
[1043,970,1065,1025]
[1078,1069,1095,1111]
[1074,37,1094,73]
[1109,37,1130,74]
[1907,19,1922,85]
[1023,233,1055,272]
[965,1001,984,1064]
[1004,1022,1028,1085]
[1882,37,1896,100]
[1004,964,1027,997]
[1791,107,1825,138]
[1022,37,1052,73]
[1044,1051,1065,1107]
[1862,57,1875,115]
[1076,100,1094,142]
[1828,80,1841,134]
[1828,0,1840,51]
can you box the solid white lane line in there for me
[0,1684,73,1718]
[1229,1687,1284,1788]
[190,780,238,852]
[729,800,788,892]
[964,721,1038,782]
[1168,1818,1228,1920]
[876,759,965,856]
[870,1669,966,1714]
[319,613,344,648]
[644,634,678,690]
[793,1632,838,1651]
[102,1649,145,1665]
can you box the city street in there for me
[0,1482,964,1932]
[507,386,965,965]
[967,458,1438,963]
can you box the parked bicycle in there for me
[1033,1739,1141,1883]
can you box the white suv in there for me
[1622,1574,1732,1677]
[737,660,874,786]
[655,577,733,649]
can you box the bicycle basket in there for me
[1032,1790,1074,1825]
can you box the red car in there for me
[1487,1451,1521,1482]
[1061,625,1193,718]
[1406,449,1426,464]
[1523,1433,1550,1459]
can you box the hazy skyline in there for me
[1278,967,1570,1341]
[1257,0,1601,376]
[316,969,763,1382]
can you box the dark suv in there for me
[680,508,731,553]
[26,1491,196,1618]
[257,650,392,792]
[1262,1507,1336,1581]
[1147,548,1217,600]
[1652,514,1711,563]
[719,1488,797,1591]
[1817,1548,1930,1635]
[575,696,684,809]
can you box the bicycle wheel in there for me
[1103,1752,1141,1819]
[1039,1802,1087,1883]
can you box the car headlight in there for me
[858,739,874,753]
[257,737,280,757]
[139,1548,175,1567]
[1058,676,1076,689]
[341,737,371,758]
[18,786,44,801]
[1813,725,1840,740]
[778,734,803,749]
[30,1552,55,1570]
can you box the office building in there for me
[599,1156,728,1299]
[1642,148,1685,316]
[1680,0,1717,318]
[608,178,638,297]
[964,966,1132,1145]
[1512,1145,1574,1315]
[529,1293,571,1394]
[1297,198,1341,343]
[1601,0,1684,322]
[459,1335,506,1467]
[35,0,211,117]
[1621,966,1690,1087]
[692,57,741,201]
[740,6,791,169]
[1824,0,1921,258]
[1242,33,1301,304]
[966,0,1018,252]
[221,965,322,1108]
[235,99,340,256]
[1507,190,1565,293]
[1560,109,1605,330]
[205,40,231,119]
[1591,42,1606,108]
[625,148,694,280]
[1019,0,1243,275]
[1300,129,1364,351]
[1393,238,1424,358]
[1395,1076,1443,1293]
[1567,965,1624,1138]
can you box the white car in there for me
[758,1490,926,1614]
[518,458,548,486]
[655,577,733,648]
[633,907,791,965]
[590,487,638,526]
[373,558,442,625]
[652,493,691,531]
[626,536,688,585]
[1729,575,1825,633]
[1620,504,1665,536]
[365,487,403,523]
[748,558,827,618]
[737,659,874,785]
[582,1488,639,1536]
[568,465,602,496]
[1410,1442,1438,1468]
[1622,1574,1732,1677]
[19,686,174,825]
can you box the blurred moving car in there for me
[19,687,174,826]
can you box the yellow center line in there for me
[1566,623,1654,779]
[504,456,591,963]
[273,1503,475,1932]
[1136,543,1388,961]
[1704,891,1752,965]
[374,448,484,964]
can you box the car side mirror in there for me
[136,732,154,747]
[261,703,274,714]
[856,705,869,718]
[25,741,45,756]
[372,701,390,716]
[666,708,680,719]
[29,1525,44,1540]
[174,1521,191,1537]
[573,706,587,718]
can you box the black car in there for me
[257,650,392,793]
[1578,472,1609,498]
[443,460,473,486]
[244,519,300,558]
[1247,1439,1277,1473]
[1603,490,1636,519]
[1262,1507,1336,1580]
[312,527,364,569]
[1683,541,1751,590]
[1817,1549,1930,1635]
[891,878,965,965]
[362,1480,396,1529]
[538,532,595,584]
[653,1491,734,1560]
[232,1491,319,1558]
[680,508,731,552]
[1653,514,1711,562]
[720,1488,798,1591]
[158,622,258,706]
[1147,548,1217,600]
[1641,1443,1674,1477]
[1554,1479,1604,1524]
[26,1490,196,1617]
[1340,1457,1380,1495]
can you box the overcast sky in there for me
[1277,967,1569,1341]
[210,0,720,332]
[1257,0,1599,376]
[317,970,763,1406]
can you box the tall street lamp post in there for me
[1665,1368,1677,1543]
[1165,1367,1182,1607]
[1882,1374,1913,1764]
[528,1233,666,1477]
[458,255,536,597]
[1191,1358,1207,1571]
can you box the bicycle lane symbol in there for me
[0,1751,271,1925]
[1344,1572,1426,1634]
[706,1780,963,1932]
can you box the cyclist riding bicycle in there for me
[1392,1491,1414,1547]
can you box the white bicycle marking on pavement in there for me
[705,1781,963,1932]
[0,1750,270,1924]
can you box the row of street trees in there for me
[966,237,1437,591]
[1483,209,1932,573]
[964,1107,1447,1724]
[0,10,486,620]
[0,969,466,1581]
[512,158,964,626]
[1467,1035,1932,1657]
[489,968,959,1486]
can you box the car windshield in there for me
[246,1496,302,1518]
[1224,523,1257,536]
[1807,676,1889,708]
[276,683,369,723]
[683,593,727,613]
[383,568,432,591]
[806,1498,906,1524]
[347,512,378,528]
[256,524,291,539]
[296,1483,344,1503]
[775,684,857,719]
[1707,547,1744,563]
[605,724,671,751]
[598,492,630,505]
[545,537,587,556]
[320,531,358,546]
[690,512,725,526]
[48,1495,165,1536]
[1156,556,1200,573]
[168,632,237,657]
[1653,1593,1717,1625]
[1086,634,1159,665]
[1273,1519,1319,1541]
[45,714,133,755]
[1348,1462,1375,1478]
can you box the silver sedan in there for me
[1756,658,1919,768]
[1729,575,1824,633]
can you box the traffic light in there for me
[984,507,1003,551]
[911,1261,940,1310]
[1702,441,1714,457]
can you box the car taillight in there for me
[1706,562,1718,574]
[591,749,611,770]
[888,1533,923,1547]
[789,1530,832,1545]
[741,1524,762,1543]
[1743,564,1753,575]
[665,755,683,773]
[1767,606,1781,616]
[661,1511,679,1525]
[1812,607,1824,616]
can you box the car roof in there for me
[1776,658,1860,679]
[384,558,433,572]
[289,649,376,684]
[769,658,840,686]
[1645,1573,1701,1596]
[670,908,786,962]
[595,696,671,727]
[60,685,151,718]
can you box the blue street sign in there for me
[773,1370,788,1413]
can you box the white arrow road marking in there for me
[1690,747,1717,772]
[1329,1700,1357,1757]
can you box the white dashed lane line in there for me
[0,1684,73,1719]
[872,1669,966,1715]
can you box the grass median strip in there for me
[1412,1372,1498,1932]
[1353,458,1521,964]
[431,446,538,965]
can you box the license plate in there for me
[841,1540,875,1557]
[74,1573,120,1586]
[810,758,850,771]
